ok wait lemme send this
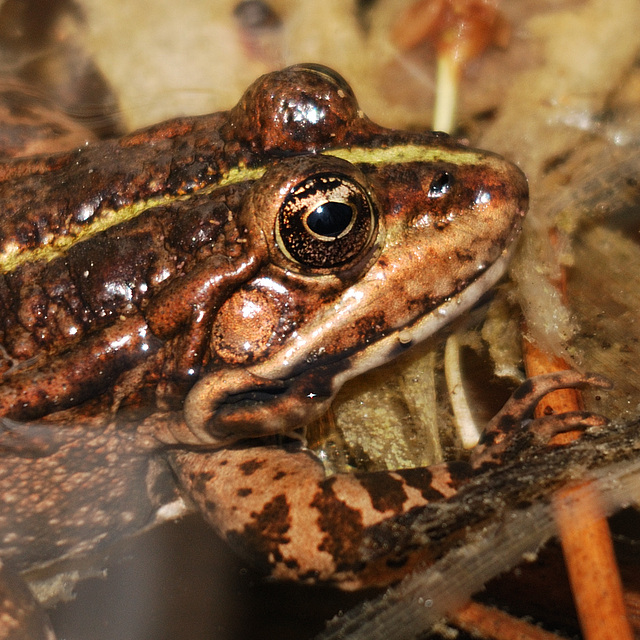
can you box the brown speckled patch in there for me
[230,493,293,570]
[309,478,367,573]
[0,409,172,576]
[353,471,408,514]
[239,458,266,475]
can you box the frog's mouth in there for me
[182,240,519,448]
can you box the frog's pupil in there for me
[307,202,353,238]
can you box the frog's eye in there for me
[428,172,453,197]
[276,173,377,269]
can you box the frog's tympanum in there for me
[0,65,603,636]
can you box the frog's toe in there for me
[471,371,611,469]
[491,371,612,430]
[525,410,609,445]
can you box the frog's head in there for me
[181,65,528,446]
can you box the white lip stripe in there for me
[325,243,518,395]
[243,237,520,390]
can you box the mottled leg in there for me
[171,371,612,589]
[170,444,474,589]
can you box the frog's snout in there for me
[474,154,529,247]
[476,154,528,220]
[506,160,529,219]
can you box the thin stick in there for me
[452,601,568,640]
[553,483,634,640]
[433,53,458,133]
[444,333,481,448]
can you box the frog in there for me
[0,63,608,638]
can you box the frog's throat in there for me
[327,239,517,391]
[182,239,518,447]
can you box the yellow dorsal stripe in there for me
[0,164,267,274]
[324,144,485,167]
[0,143,487,273]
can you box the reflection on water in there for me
[49,513,374,640]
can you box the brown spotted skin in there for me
[0,63,539,637]
[0,405,178,640]
[171,445,461,588]
[0,65,527,448]
[0,405,175,573]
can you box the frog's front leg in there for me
[171,371,611,589]
[172,444,471,589]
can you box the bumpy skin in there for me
[0,64,565,637]
[0,65,527,446]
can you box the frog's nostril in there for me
[428,172,454,197]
